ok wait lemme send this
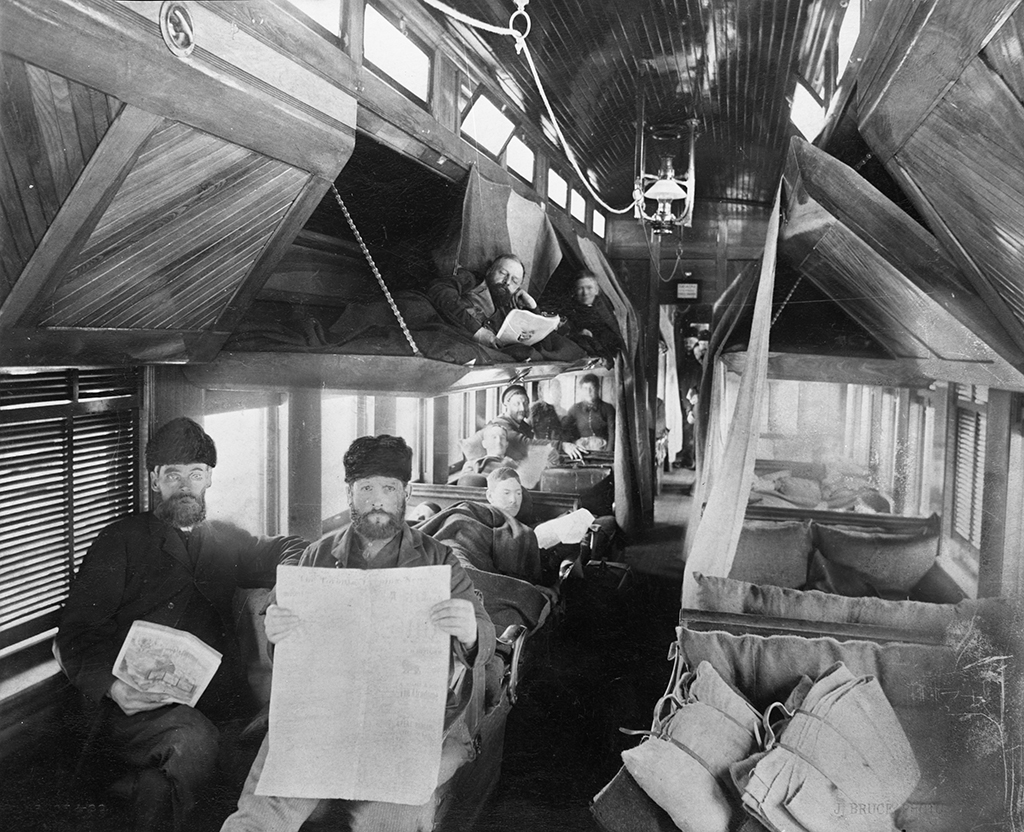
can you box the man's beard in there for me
[351,505,405,540]
[488,282,512,305]
[154,493,206,528]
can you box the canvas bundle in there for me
[621,661,761,832]
[731,662,920,832]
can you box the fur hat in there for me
[502,384,528,404]
[146,417,217,470]
[344,435,413,484]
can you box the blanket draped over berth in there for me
[415,501,550,632]
[415,501,543,585]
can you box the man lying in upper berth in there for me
[427,253,585,362]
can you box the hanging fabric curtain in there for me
[434,165,563,296]
[576,234,650,534]
[658,306,684,463]
[681,187,781,608]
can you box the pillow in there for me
[814,524,939,593]
[694,574,957,634]
[621,737,733,832]
[731,520,813,588]
[775,476,822,506]
[622,662,760,832]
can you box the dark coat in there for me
[56,513,307,708]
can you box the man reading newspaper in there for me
[56,418,307,832]
[221,435,495,832]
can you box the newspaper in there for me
[256,565,451,804]
[494,309,560,347]
[112,620,222,707]
[534,508,596,550]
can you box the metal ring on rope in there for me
[329,185,422,357]
[509,8,531,51]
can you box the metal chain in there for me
[330,184,421,357]
[771,274,802,328]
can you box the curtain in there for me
[434,165,562,296]
[576,234,650,534]
[681,187,781,607]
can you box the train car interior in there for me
[2,0,1023,830]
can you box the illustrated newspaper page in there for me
[495,309,559,346]
[256,565,451,804]
[112,620,222,707]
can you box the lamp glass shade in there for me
[644,178,688,201]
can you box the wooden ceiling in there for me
[436,0,848,208]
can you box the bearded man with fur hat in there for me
[221,434,495,832]
[57,417,307,832]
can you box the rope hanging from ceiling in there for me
[420,0,634,216]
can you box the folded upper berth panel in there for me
[0,0,357,367]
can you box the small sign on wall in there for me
[676,282,700,301]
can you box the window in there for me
[495,70,526,112]
[570,189,586,223]
[952,384,987,549]
[541,114,557,145]
[281,0,341,35]
[363,4,431,104]
[205,397,286,535]
[461,92,516,157]
[505,135,535,183]
[790,78,827,140]
[592,209,606,238]
[547,168,568,208]
[395,396,425,480]
[322,393,363,517]
[1,369,140,661]
[836,0,862,78]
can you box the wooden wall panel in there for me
[39,124,308,331]
[895,57,1024,331]
[858,0,1020,159]
[984,3,1024,102]
[0,55,116,307]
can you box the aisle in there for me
[470,473,691,831]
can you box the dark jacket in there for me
[427,267,529,336]
[56,513,307,706]
[565,298,623,358]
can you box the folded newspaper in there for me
[495,309,560,347]
[534,508,596,550]
[113,620,222,707]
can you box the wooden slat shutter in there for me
[0,370,139,655]
[951,385,987,549]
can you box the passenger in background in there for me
[222,435,494,832]
[562,271,623,360]
[529,379,564,442]
[427,253,584,361]
[562,374,616,453]
[455,421,518,486]
[56,417,307,832]
[416,467,557,602]
[494,384,584,463]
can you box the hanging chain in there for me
[771,274,802,328]
[330,184,421,357]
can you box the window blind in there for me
[0,370,139,656]
[952,396,986,549]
